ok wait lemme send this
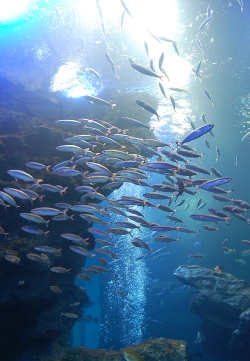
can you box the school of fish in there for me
[2,0,249,328]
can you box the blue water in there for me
[0,1,250,361]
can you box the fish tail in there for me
[45,220,50,228]
[62,209,68,217]
[111,104,117,109]
[44,231,50,237]
[45,165,51,172]
[60,187,68,196]
[35,179,43,187]
[39,195,45,202]
[70,214,75,221]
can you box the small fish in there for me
[69,246,94,258]
[196,198,203,210]
[121,10,125,28]
[160,66,169,81]
[136,99,161,120]
[84,95,116,109]
[21,226,49,237]
[120,0,132,17]
[204,88,214,106]
[204,138,210,150]
[211,167,222,177]
[169,87,189,93]
[144,41,149,57]
[173,42,179,56]
[77,273,94,281]
[147,28,161,43]
[100,258,108,266]
[241,131,250,141]
[223,205,246,214]
[55,6,64,25]
[188,253,204,258]
[190,120,196,130]
[222,239,228,246]
[196,201,208,210]
[215,146,221,162]
[190,214,229,223]
[150,59,156,72]
[232,213,250,224]
[5,254,20,264]
[122,117,151,130]
[70,302,80,307]
[203,225,219,232]
[50,285,62,293]
[178,124,214,146]
[50,267,71,274]
[159,52,165,71]
[236,258,247,265]
[87,68,102,86]
[237,0,243,12]
[176,199,185,206]
[213,195,231,202]
[110,63,120,79]
[159,82,167,100]
[224,248,236,255]
[198,177,232,190]
[236,155,239,166]
[101,21,105,37]
[209,129,216,138]
[20,213,50,227]
[7,170,42,186]
[123,350,145,361]
[186,164,211,175]
[25,162,51,172]
[198,16,213,33]
[241,250,250,257]
[34,246,61,255]
[201,113,206,124]
[196,39,204,53]
[130,63,163,80]
[170,95,176,111]
[195,60,202,80]
[61,312,79,318]
[94,248,118,259]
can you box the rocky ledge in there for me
[174,265,250,360]
[37,338,187,361]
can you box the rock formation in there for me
[0,80,160,360]
[174,265,250,360]
[38,338,188,361]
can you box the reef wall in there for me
[174,265,250,361]
[0,81,159,360]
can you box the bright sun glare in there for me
[51,0,192,97]
[0,0,32,23]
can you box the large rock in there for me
[174,265,250,360]
[38,338,187,361]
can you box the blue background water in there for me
[0,1,250,360]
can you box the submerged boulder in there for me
[174,265,250,360]
[38,338,188,361]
